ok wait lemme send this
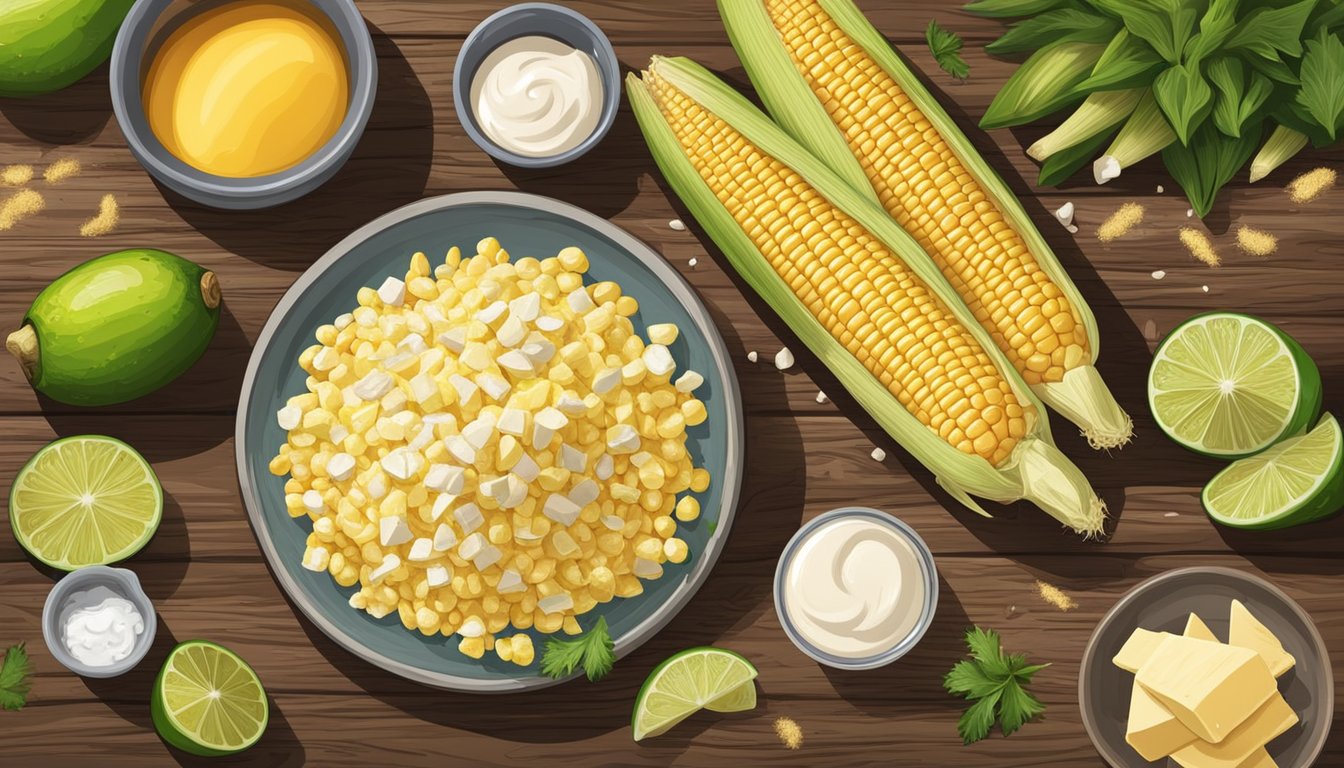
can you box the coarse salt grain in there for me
[746,350,758,363]
[870,447,886,462]
[815,391,827,404]
[774,347,794,370]
[1151,270,1166,280]
[687,258,698,268]
[668,219,686,231]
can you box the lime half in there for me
[1148,313,1321,458]
[632,647,758,741]
[1203,413,1344,530]
[9,435,162,570]
[152,641,269,756]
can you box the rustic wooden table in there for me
[2,2,1341,766]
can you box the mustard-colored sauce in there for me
[144,1,349,178]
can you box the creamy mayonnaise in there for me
[470,35,603,158]
[781,516,928,659]
[62,587,145,668]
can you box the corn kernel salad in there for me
[269,238,711,666]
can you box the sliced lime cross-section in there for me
[152,641,269,756]
[632,647,758,741]
[1148,313,1320,458]
[9,435,162,570]
[1203,414,1344,530]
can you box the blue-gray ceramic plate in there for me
[236,191,742,692]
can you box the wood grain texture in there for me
[1,1,1342,766]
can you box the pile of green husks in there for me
[969,0,1344,214]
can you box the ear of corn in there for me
[720,0,1132,449]
[627,56,1105,536]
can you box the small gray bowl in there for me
[110,0,377,209]
[452,3,620,168]
[774,507,939,670]
[42,566,157,678]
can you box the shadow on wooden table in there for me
[492,82,648,219]
[283,301,806,751]
[82,618,307,767]
[822,574,971,719]
[159,27,434,271]
[0,64,113,146]
[38,302,248,462]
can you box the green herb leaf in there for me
[0,643,33,711]
[1308,2,1344,37]
[1207,56,1273,137]
[1011,662,1052,682]
[1091,0,1198,64]
[965,627,1005,670]
[1163,120,1262,215]
[963,0,1084,19]
[1154,63,1214,144]
[944,659,1005,699]
[985,8,1119,56]
[1072,30,1165,94]
[539,617,616,682]
[957,690,1002,744]
[1225,0,1316,61]
[998,679,1047,736]
[1295,29,1344,140]
[1183,0,1240,65]
[926,20,971,79]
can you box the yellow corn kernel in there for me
[664,537,689,564]
[675,496,701,522]
[458,636,486,659]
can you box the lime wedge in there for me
[9,435,162,570]
[632,647,758,741]
[1148,313,1321,458]
[152,641,269,756]
[1203,414,1344,530]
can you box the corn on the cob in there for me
[721,0,1132,449]
[628,56,1105,535]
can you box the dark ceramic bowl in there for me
[110,0,377,209]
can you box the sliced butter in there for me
[1169,693,1297,768]
[1125,682,1196,761]
[1184,612,1218,642]
[1136,635,1276,744]
[1233,748,1278,768]
[1229,600,1296,678]
[1114,627,1171,673]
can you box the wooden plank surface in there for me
[1,1,1341,766]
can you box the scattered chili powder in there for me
[1097,202,1144,242]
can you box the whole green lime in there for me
[0,0,136,97]
[6,249,221,406]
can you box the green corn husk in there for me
[1250,125,1310,182]
[1039,125,1119,186]
[981,41,1108,129]
[628,56,1106,536]
[1028,88,1144,161]
[721,0,1132,451]
[1072,30,1165,95]
[1094,90,1177,183]
[964,0,1081,18]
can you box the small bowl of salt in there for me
[42,565,156,678]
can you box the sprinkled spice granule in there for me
[1236,226,1278,257]
[1287,167,1336,204]
[1036,579,1078,611]
[0,189,45,231]
[774,716,803,750]
[1,164,34,186]
[1097,202,1144,242]
[43,157,82,184]
[1179,228,1220,267]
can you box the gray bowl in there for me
[452,3,620,168]
[774,507,939,670]
[110,0,377,209]
[1080,567,1333,768]
[42,566,157,678]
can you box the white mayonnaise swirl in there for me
[62,587,145,667]
[782,516,927,659]
[470,35,603,158]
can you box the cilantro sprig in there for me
[927,20,971,80]
[539,616,615,682]
[0,643,33,711]
[943,627,1048,744]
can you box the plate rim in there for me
[234,191,744,692]
[1078,565,1335,767]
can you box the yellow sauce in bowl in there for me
[143,0,350,178]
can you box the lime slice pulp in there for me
[9,435,162,570]
[1148,313,1321,458]
[1203,413,1344,530]
[632,647,758,741]
[152,641,269,756]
